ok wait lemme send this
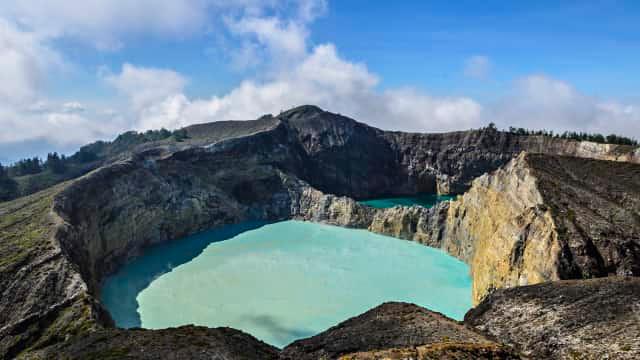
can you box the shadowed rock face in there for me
[465,277,640,360]
[1,105,640,358]
[280,105,640,197]
[527,154,640,278]
[280,302,520,360]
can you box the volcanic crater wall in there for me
[42,109,640,315]
[3,107,640,358]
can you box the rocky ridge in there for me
[1,105,639,358]
[280,302,520,360]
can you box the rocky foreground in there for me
[1,105,639,359]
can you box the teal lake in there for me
[101,221,472,348]
[360,194,456,208]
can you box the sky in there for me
[0,0,639,162]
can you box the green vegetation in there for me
[0,162,19,201]
[1,128,189,203]
[507,126,638,146]
[0,185,62,271]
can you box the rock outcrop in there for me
[280,302,520,360]
[29,326,280,360]
[465,277,640,359]
[442,153,640,302]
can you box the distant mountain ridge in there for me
[2,104,639,203]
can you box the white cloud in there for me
[104,64,188,110]
[0,19,63,104]
[223,0,326,70]
[464,55,491,80]
[124,44,484,133]
[0,1,326,50]
[0,20,111,148]
[126,7,484,133]
[0,101,127,146]
[227,16,308,61]
[489,75,640,137]
[0,1,213,50]
[62,102,85,113]
[0,0,331,152]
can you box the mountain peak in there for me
[277,105,325,120]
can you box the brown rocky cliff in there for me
[446,153,640,303]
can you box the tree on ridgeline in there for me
[0,162,19,201]
[507,127,638,146]
[172,129,189,142]
[45,152,67,174]
[10,157,43,176]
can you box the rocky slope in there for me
[1,105,640,358]
[466,277,640,359]
[280,302,520,360]
[28,326,280,360]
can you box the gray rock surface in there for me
[465,277,640,359]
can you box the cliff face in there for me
[53,121,307,293]
[443,154,563,303]
[282,105,640,198]
[446,153,640,302]
[322,153,640,304]
[527,154,640,277]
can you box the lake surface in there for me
[360,193,456,208]
[101,221,471,348]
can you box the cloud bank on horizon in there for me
[0,0,638,161]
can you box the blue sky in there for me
[317,1,639,97]
[0,1,639,162]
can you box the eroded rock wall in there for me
[282,106,640,199]
[53,124,307,292]
[443,154,563,303]
[300,152,640,305]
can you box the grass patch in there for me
[0,184,65,271]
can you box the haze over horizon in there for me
[1,0,639,162]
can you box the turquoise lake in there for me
[360,194,456,208]
[101,221,472,348]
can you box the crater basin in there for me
[101,220,472,348]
